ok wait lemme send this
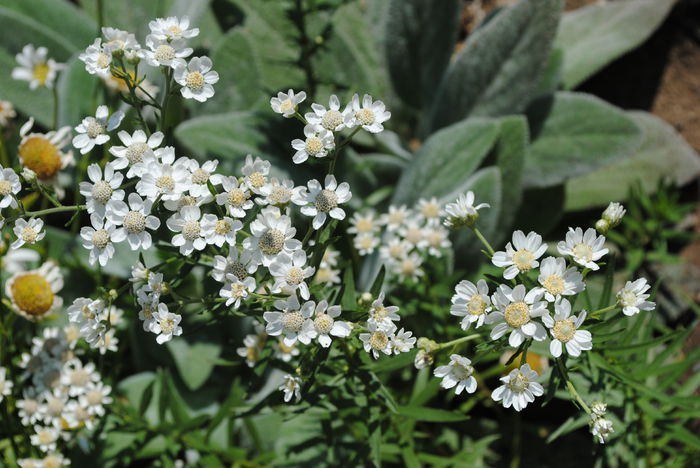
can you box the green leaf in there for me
[555,0,675,90]
[166,329,223,391]
[494,115,528,234]
[524,92,642,188]
[340,266,357,311]
[565,111,700,210]
[135,435,168,459]
[369,265,386,297]
[397,406,469,423]
[425,0,563,133]
[101,431,144,460]
[57,55,98,128]
[383,0,461,108]
[393,118,500,205]
[79,0,162,42]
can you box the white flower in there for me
[591,417,614,444]
[417,197,443,224]
[17,396,41,426]
[263,295,315,346]
[79,381,112,416]
[79,162,125,217]
[359,321,395,359]
[270,89,306,117]
[291,124,335,164]
[557,227,608,271]
[80,214,117,266]
[381,205,410,231]
[73,105,125,154]
[313,265,341,286]
[12,44,65,89]
[307,300,351,348]
[30,425,60,452]
[79,38,112,77]
[343,94,390,133]
[0,100,17,127]
[422,225,452,256]
[162,192,213,213]
[151,303,183,344]
[542,299,592,358]
[379,237,412,264]
[535,256,584,302]
[0,247,39,274]
[487,284,548,347]
[354,234,379,255]
[450,279,491,330]
[367,292,401,331]
[137,289,159,332]
[174,56,219,102]
[148,16,199,41]
[144,272,167,297]
[18,119,74,190]
[492,231,547,280]
[241,155,271,195]
[0,367,13,403]
[602,202,625,227]
[184,158,222,197]
[274,339,300,362]
[109,130,163,176]
[38,388,68,427]
[348,210,379,235]
[279,374,302,403]
[18,459,44,468]
[219,276,256,309]
[166,205,206,255]
[443,191,490,229]
[136,147,190,201]
[216,176,253,217]
[237,332,265,368]
[243,207,301,267]
[0,166,21,209]
[391,328,416,354]
[434,354,477,395]
[11,218,45,249]
[491,364,544,412]
[617,278,655,316]
[398,220,426,249]
[256,178,299,207]
[212,248,256,282]
[394,252,424,283]
[67,297,101,330]
[293,175,351,229]
[269,251,315,300]
[144,35,191,68]
[41,453,71,468]
[108,192,161,250]
[200,214,241,247]
[305,95,348,131]
[591,401,607,418]
[102,26,141,54]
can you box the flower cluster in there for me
[359,292,416,359]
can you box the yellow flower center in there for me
[259,229,285,255]
[191,168,209,184]
[21,226,38,243]
[321,109,343,130]
[186,71,205,91]
[573,243,593,262]
[154,44,175,61]
[543,275,565,296]
[225,261,247,281]
[452,362,473,380]
[96,53,110,69]
[286,267,305,286]
[160,317,175,333]
[304,137,324,156]
[355,108,375,126]
[358,236,375,250]
[92,229,110,249]
[126,142,149,164]
[507,372,529,393]
[0,180,12,195]
[369,331,388,350]
[214,220,230,236]
[19,136,63,180]
[404,227,423,244]
[504,301,530,328]
[552,319,576,343]
[86,120,105,139]
[314,189,338,213]
[182,220,201,241]
[512,249,535,271]
[91,180,113,204]
[227,188,248,207]
[167,25,182,36]
[11,274,54,317]
[355,218,373,234]
[155,175,175,191]
[248,172,266,189]
[421,203,440,219]
[37,429,54,445]
[46,396,65,416]
[619,290,638,308]
[86,389,103,406]
[123,211,146,234]
[269,185,291,205]
[388,244,403,258]
[314,314,334,334]
[467,295,487,315]
[282,310,305,332]
[279,98,294,113]
[32,63,50,85]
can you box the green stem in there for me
[556,358,591,414]
[472,227,495,257]
[52,86,59,130]
[25,204,86,217]
[588,303,617,319]
[437,333,480,350]
[0,131,9,167]
[96,0,104,32]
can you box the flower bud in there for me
[595,219,610,234]
[591,401,607,418]
[111,48,125,59]
[358,292,373,308]
[602,202,625,227]
[414,350,433,369]
[125,51,140,65]
[21,167,36,183]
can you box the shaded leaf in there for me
[397,406,469,423]
[167,330,223,391]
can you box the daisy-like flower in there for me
[17,396,41,426]
[11,218,45,251]
[79,162,124,217]
[148,16,199,41]
[391,328,416,354]
[166,205,207,255]
[293,175,351,229]
[305,94,348,132]
[536,256,584,302]
[109,130,163,176]
[174,56,219,102]
[79,381,113,416]
[244,207,301,267]
[398,220,426,249]
[434,354,478,395]
[42,453,71,468]
[1,247,40,274]
[0,367,13,403]
[237,332,266,368]
[443,191,490,229]
[617,278,655,316]
[269,251,316,300]
[348,210,380,236]
[30,425,60,453]
[275,339,301,362]
[367,292,401,331]
[151,303,183,344]
[201,214,241,247]
[136,147,189,201]
[542,299,592,358]
[219,276,256,309]
[66,297,101,329]
[241,154,271,195]
[0,166,21,209]
[492,231,547,280]
[379,238,412,264]
[216,175,253,217]
[360,321,396,359]
[0,100,17,127]
[18,459,44,468]
[591,417,614,444]
[491,364,544,412]
[102,26,141,55]
[557,227,608,271]
[18,118,73,190]
[12,44,64,89]
[79,38,113,77]
[450,279,491,330]
[487,284,547,347]
[417,197,443,224]
[313,264,341,286]
[307,300,351,347]
[73,105,125,154]
[291,124,335,164]
[143,35,191,68]
[212,249,256,282]
[394,252,424,283]
[343,94,390,133]
[263,295,315,346]
[279,374,302,403]
[80,214,117,267]
[108,192,161,250]
[136,289,159,332]
[422,225,452,257]
[184,158,222,197]
[256,178,298,208]
[270,89,306,117]
[143,272,167,298]
[382,205,411,232]
[354,234,380,256]
[162,192,213,213]
[38,388,68,427]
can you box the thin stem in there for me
[52,86,59,130]
[0,131,9,167]
[472,227,495,257]
[25,204,86,217]
[437,333,480,350]
[556,358,591,414]
[588,303,618,319]
[96,0,104,32]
